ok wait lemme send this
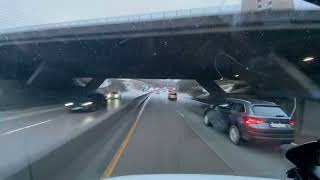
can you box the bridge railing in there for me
[0,5,240,34]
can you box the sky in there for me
[0,0,240,30]
[0,0,318,31]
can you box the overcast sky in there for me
[0,0,318,30]
[0,0,240,30]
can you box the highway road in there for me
[1,91,294,180]
[109,92,293,179]
[1,92,146,180]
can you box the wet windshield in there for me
[1,1,320,180]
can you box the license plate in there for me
[270,123,286,128]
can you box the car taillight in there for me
[289,119,295,126]
[243,116,266,125]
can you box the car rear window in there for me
[252,106,288,117]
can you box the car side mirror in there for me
[286,167,300,179]
[285,140,320,179]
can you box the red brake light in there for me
[243,116,266,124]
[289,119,295,126]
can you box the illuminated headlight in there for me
[81,101,93,106]
[107,94,111,98]
[64,102,74,107]
[114,94,119,98]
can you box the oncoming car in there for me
[106,91,121,100]
[64,93,106,112]
[204,98,294,145]
[64,99,96,112]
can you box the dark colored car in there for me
[168,92,177,101]
[64,93,106,112]
[204,98,294,145]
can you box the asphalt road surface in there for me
[110,92,293,179]
[1,94,143,180]
[1,91,294,180]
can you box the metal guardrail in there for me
[0,5,240,34]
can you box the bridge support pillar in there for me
[85,77,107,93]
[196,79,225,98]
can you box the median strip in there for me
[102,96,150,178]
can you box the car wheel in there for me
[204,114,212,126]
[229,125,241,145]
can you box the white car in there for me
[106,91,121,100]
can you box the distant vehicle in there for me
[168,87,174,93]
[106,91,121,100]
[142,87,149,91]
[155,90,160,94]
[204,98,294,145]
[168,92,177,101]
[64,93,106,112]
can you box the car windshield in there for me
[252,106,288,117]
[1,1,320,180]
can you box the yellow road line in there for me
[102,97,150,178]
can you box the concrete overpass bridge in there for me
[0,8,320,98]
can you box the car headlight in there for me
[115,94,119,98]
[107,94,111,98]
[81,101,93,106]
[64,102,74,107]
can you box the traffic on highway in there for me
[1,1,320,180]
[0,84,312,180]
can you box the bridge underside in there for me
[1,12,320,98]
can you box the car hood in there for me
[104,174,277,180]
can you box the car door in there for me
[209,101,232,131]
[229,103,245,125]
[226,101,238,124]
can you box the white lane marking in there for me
[176,110,185,118]
[137,96,150,121]
[1,120,52,136]
[0,107,62,122]
[179,108,235,171]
